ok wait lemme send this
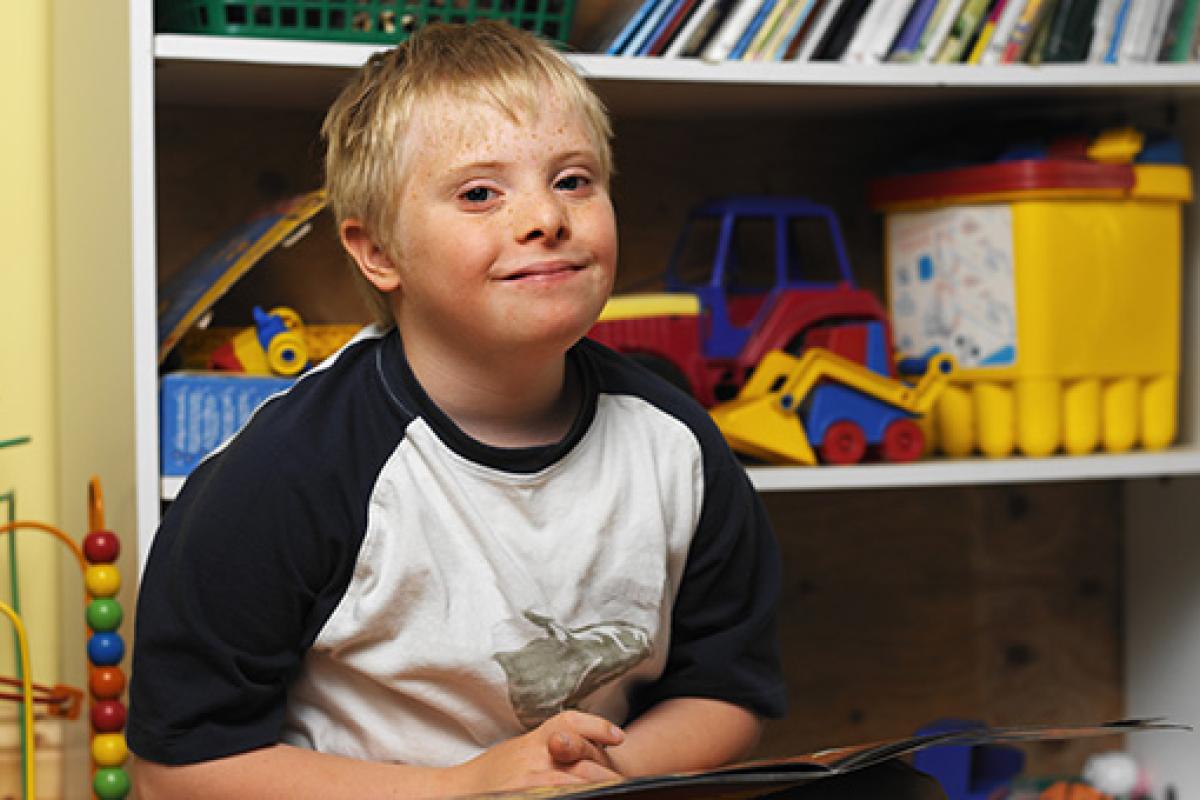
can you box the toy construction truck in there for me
[587,196,953,465]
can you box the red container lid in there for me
[870,159,1136,208]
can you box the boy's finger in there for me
[566,759,622,784]
[559,710,626,747]
[548,731,585,763]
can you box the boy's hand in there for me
[448,710,626,794]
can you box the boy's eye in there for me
[461,186,495,204]
[555,174,591,192]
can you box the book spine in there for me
[638,0,690,54]
[1103,0,1133,62]
[889,0,941,60]
[745,0,801,58]
[841,0,897,62]
[625,0,681,54]
[1086,0,1122,59]
[664,0,721,55]
[700,0,772,61]
[936,0,994,61]
[966,0,1010,61]
[648,0,704,54]
[768,0,819,59]
[1000,0,1050,61]
[1167,0,1200,59]
[865,0,921,61]
[1118,0,1167,61]
[981,0,1028,62]
[919,0,970,60]
[729,0,781,57]
[604,0,664,55]
[812,0,873,59]
[795,0,846,58]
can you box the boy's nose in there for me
[516,191,569,244]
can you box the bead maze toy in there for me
[0,476,130,800]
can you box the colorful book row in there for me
[599,0,1200,64]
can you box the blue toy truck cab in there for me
[664,196,860,361]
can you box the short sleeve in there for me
[630,439,787,720]
[127,440,359,764]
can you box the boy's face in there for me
[383,90,617,363]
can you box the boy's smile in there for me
[382,90,618,367]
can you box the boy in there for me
[129,20,786,798]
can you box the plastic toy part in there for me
[90,667,126,700]
[86,598,124,632]
[91,700,128,733]
[209,305,310,377]
[912,718,1024,800]
[589,197,889,409]
[85,564,121,598]
[93,767,132,800]
[87,633,126,667]
[83,530,121,563]
[710,337,955,466]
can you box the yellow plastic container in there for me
[872,158,1192,458]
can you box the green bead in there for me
[93,767,130,800]
[87,598,123,632]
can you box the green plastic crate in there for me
[157,0,577,46]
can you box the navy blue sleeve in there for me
[631,434,787,720]
[128,342,404,765]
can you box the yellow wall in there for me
[0,0,62,689]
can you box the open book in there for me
[473,718,1189,799]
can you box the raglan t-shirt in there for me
[128,327,786,767]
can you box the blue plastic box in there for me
[159,371,294,477]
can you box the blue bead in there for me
[88,632,126,666]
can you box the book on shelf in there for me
[841,0,917,63]
[743,0,800,58]
[980,0,1027,62]
[728,0,782,58]
[1160,0,1200,60]
[888,0,942,61]
[1117,0,1171,62]
[1102,0,1133,62]
[661,0,726,55]
[794,0,845,58]
[810,0,873,59]
[602,0,662,54]
[966,0,1010,61]
[934,0,995,62]
[470,720,1188,800]
[700,0,772,60]
[1086,0,1123,59]
[1041,0,1100,61]
[918,0,969,61]
[773,0,824,60]
[754,0,812,59]
[644,0,703,54]
[1000,0,1058,62]
[1023,5,1057,60]
[624,0,680,54]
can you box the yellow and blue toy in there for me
[209,305,309,377]
[871,128,1192,458]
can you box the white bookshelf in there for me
[130,31,1200,793]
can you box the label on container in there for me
[887,206,1017,369]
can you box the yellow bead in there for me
[91,733,128,768]
[85,565,121,598]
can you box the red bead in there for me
[91,700,127,733]
[90,667,126,700]
[84,531,121,564]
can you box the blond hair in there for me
[321,21,614,326]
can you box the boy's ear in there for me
[340,219,401,293]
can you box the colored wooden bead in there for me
[88,632,125,666]
[91,699,127,733]
[92,732,129,767]
[84,530,121,563]
[90,666,126,699]
[86,597,123,632]
[85,564,121,597]
[93,766,131,800]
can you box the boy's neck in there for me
[403,335,580,449]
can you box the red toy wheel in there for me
[819,420,867,465]
[881,418,925,463]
